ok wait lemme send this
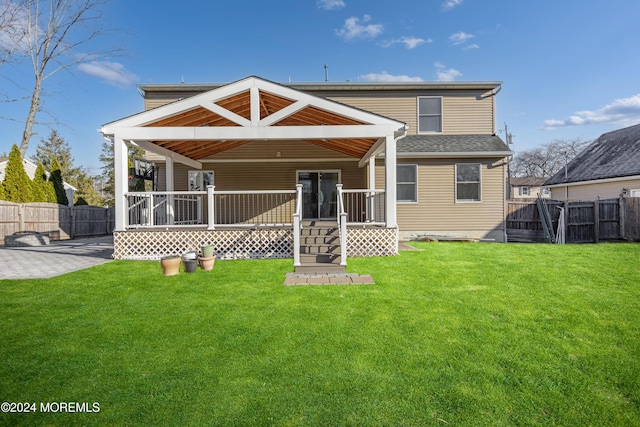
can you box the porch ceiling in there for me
[142,91,378,160]
[103,76,405,163]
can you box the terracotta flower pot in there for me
[198,255,216,271]
[160,256,181,276]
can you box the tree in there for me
[2,144,33,202]
[511,138,591,179]
[1,0,122,156]
[49,157,68,205]
[99,139,146,207]
[68,168,102,206]
[31,160,55,202]
[34,129,76,177]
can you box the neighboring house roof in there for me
[545,123,640,186]
[0,157,77,191]
[395,134,511,157]
[510,177,547,187]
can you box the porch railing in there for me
[336,184,347,266]
[341,189,386,225]
[127,192,205,227]
[293,184,303,267]
[126,188,296,229]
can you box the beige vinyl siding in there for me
[156,161,366,192]
[442,95,494,134]
[144,89,495,135]
[144,93,193,111]
[330,91,494,135]
[550,178,640,201]
[376,158,506,240]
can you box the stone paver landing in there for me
[283,272,375,286]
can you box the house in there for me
[545,123,640,200]
[0,157,76,205]
[101,76,511,267]
[509,177,550,199]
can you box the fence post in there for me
[619,197,626,240]
[594,199,600,243]
[105,208,110,235]
[70,206,76,239]
[18,203,25,232]
[564,200,569,242]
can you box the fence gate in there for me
[507,198,633,243]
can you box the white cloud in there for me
[434,62,462,81]
[449,31,474,45]
[360,71,424,82]
[543,94,640,130]
[381,36,431,49]
[463,43,479,50]
[317,0,345,10]
[442,0,463,10]
[336,15,383,41]
[77,61,138,87]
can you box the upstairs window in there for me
[418,97,442,133]
[397,164,417,203]
[519,186,530,196]
[455,163,481,202]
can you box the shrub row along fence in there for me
[0,201,114,244]
[507,197,640,243]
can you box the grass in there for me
[1,242,639,426]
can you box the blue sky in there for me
[2,0,640,175]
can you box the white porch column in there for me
[165,157,175,225]
[113,136,128,231]
[368,156,376,222]
[384,134,397,228]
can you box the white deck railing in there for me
[341,189,386,225]
[126,187,386,230]
[126,188,296,229]
[336,184,347,266]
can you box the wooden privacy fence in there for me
[0,201,114,244]
[506,197,640,243]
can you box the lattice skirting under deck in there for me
[114,226,398,260]
[114,229,293,260]
[347,227,398,257]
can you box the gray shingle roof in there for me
[545,123,640,185]
[397,134,511,155]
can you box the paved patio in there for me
[0,235,114,280]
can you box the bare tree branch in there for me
[0,0,123,156]
[511,138,591,179]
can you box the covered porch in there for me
[101,77,406,266]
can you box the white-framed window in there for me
[188,170,214,191]
[455,163,481,202]
[397,164,417,203]
[631,189,640,197]
[417,96,442,133]
[519,186,530,196]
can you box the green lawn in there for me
[1,242,639,426]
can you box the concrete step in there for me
[294,263,347,274]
